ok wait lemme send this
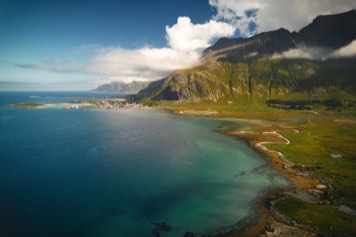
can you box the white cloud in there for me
[16,60,82,73]
[331,40,356,58]
[209,0,261,36]
[84,46,201,83]
[18,17,235,84]
[83,17,235,83]
[272,40,356,60]
[272,48,314,60]
[166,16,235,51]
[209,0,356,36]
[272,46,332,60]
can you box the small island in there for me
[7,103,45,109]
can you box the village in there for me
[62,100,147,110]
[95,100,147,109]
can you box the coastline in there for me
[4,101,354,236]
[169,108,331,237]
[223,127,325,237]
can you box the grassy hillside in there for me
[134,58,356,111]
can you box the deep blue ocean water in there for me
[0,92,289,237]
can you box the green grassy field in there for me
[159,100,356,236]
[275,197,356,236]
[266,117,356,208]
[262,113,356,236]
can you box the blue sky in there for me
[0,0,213,51]
[0,0,214,90]
[1,0,355,91]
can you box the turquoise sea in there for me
[0,92,289,237]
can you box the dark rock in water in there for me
[155,222,173,232]
[102,207,123,216]
[151,228,160,237]
[183,231,197,237]
[151,222,173,237]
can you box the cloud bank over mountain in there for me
[210,0,356,36]
[271,40,356,60]
[17,0,356,84]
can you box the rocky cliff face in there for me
[131,58,356,102]
[297,10,356,48]
[203,28,296,62]
[132,10,356,103]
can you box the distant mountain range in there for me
[130,10,356,105]
[92,81,150,93]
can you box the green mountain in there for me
[92,81,150,93]
[131,10,356,107]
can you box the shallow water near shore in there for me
[0,92,289,237]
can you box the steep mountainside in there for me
[131,58,356,102]
[203,28,296,61]
[92,81,150,93]
[131,10,356,105]
[297,10,356,48]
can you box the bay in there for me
[0,92,289,237]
